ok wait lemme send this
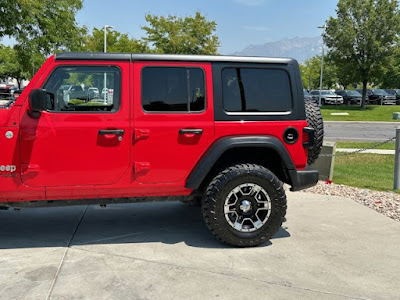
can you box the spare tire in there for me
[305,100,324,164]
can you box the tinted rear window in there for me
[222,68,292,112]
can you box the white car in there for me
[310,90,344,105]
[88,87,99,99]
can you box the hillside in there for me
[233,36,322,63]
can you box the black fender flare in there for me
[185,136,296,190]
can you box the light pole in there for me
[104,25,114,53]
[318,24,326,107]
[103,25,114,104]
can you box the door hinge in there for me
[134,162,151,173]
[134,129,150,140]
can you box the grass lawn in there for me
[334,153,396,192]
[321,105,400,122]
[336,141,395,150]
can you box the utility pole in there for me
[318,24,326,107]
[394,127,400,190]
[103,25,114,104]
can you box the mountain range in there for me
[233,36,323,63]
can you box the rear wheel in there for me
[201,164,287,247]
[305,100,324,165]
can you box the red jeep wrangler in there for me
[0,53,323,246]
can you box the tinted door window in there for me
[222,68,292,112]
[142,67,205,112]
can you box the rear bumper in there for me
[289,166,319,192]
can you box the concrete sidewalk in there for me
[1,193,399,300]
[336,148,395,154]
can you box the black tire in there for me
[321,98,326,106]
[201,164,287,247]
[305,100,324,165]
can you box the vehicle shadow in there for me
[0,202,290,250]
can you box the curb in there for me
[324,121,400,125]
[336,148,395,155]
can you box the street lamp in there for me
[318,24,326,107]
[103,25,114,104]
[103,25,114,53]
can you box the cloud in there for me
[243,25,270,32]
[234,0,266,6]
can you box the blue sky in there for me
[76,0,339,54]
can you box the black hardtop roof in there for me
[55,52,295,64]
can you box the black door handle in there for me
[98,129,125,135]
[179,129,203,135]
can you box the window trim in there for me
[221,67,293,115]
[42,65,122,114]
[141,66,207,114]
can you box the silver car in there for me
[310,90,344,105]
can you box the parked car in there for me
[335,90,362,105]
[0,52,323,247]
[13,89,24,99]
[0,99,12,108]
[9,86,19,95]
[303,90,313,101]
[0,86,12,99]
[356,89,396,105]
[384,89,400,104]
[87,87,100,99]
[385,89,396,97]
[310,90,344,105]
[60,84,87,101]
[395,89,400,100]
[356,89,373,103]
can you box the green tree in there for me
[1,0,84,86]
[324,0,400,108]
[142,12,220,54]
[300,55,338,90]
[379,45,400,88]
[0,45,44,88]
[82,28,150,53]
[0,0,85,54]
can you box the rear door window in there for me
[141,67,205,112]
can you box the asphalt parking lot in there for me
[1,192,399,300]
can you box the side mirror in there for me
[29,89,47,118]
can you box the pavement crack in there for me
[45,205,88,300]
[71,246,370,300]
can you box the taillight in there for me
[302,127,315,148]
